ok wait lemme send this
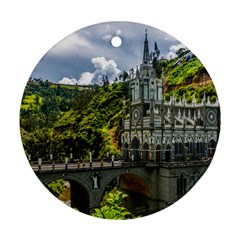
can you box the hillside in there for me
[154,53,217,103]
[20,81,128,161]
[20,55,218,162]
[51,82,129,161]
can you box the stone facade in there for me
[122,31,220,163]
[36,160,212,216]
[119,31,221,213]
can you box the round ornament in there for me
[20,21,221,219]
[132,107,141,124]
[206,109,217,125]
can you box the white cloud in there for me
[92,57,108,69]
[165,43,186,59]
[59,77,78,85]
[89,57,121,84]
[59,56,121,85]
[79,72,94,85]
[169,43,186,52]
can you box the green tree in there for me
[47,179,65,197]
[119,70,128,81]
[91,188,139,220]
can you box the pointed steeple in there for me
[197,109,201,118]
[136,66,140,78]
[178,109,181,118]
[142,29,150,65]
[207,96,211,105]
[192,95,196,105]
[193,110,197,121]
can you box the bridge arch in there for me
[99,168,151,198]
[98,168,152,216]
[37,173,93,214]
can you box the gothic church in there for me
[121,31,220,209]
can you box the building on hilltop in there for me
[120,30,220,211]
[122,30,220,164]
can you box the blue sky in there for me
[30,21,184,85]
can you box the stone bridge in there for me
[33,159,211,216]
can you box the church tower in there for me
[122,29,220,165]
[130,30,163,106]
[123,30,164,162]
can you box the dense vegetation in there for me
[20,80,128,162]
[47,179,66,197]
[153,53,217,103]
[92,188,139,220]
[20,53,218,163]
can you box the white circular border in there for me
[1,1,239,240]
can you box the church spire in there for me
[142,29,150,65]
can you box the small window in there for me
[177,174,187,197]
[175,142,183,155]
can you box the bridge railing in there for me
[30,157,212,172]
[31,159,132,172]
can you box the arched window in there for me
[174,136,184,161]
[131,137,140,161]
[165,144,171,162]
[156,145,160,162]
[135,81,139,100]
[177,174,187,197]
[144,84,149,99]
[142,142,150,162]
[186,136,194,159]
[208,139,216,157]
[197,142,204,154]
[175,140,183,155]
[196,136,205,159]
[186,142,194,154]
[123,142,129,161]
[131,84,135,101]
